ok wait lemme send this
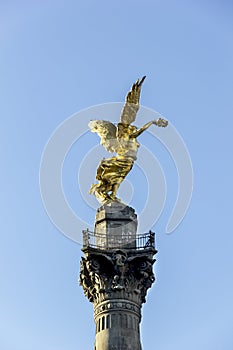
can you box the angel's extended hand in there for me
[153,118,168,127]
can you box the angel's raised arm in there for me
[130,118,168,138]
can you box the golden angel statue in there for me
[89,76,168,204]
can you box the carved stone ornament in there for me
[79,249,155,304]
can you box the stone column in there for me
[79,202,156,350]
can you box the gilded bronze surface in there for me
[89,77,168,204]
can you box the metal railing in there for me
[82,229,155,251]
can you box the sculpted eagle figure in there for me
[89,76,168,204]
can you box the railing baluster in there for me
[82,230,155,250]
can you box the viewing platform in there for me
[82,229,156,251]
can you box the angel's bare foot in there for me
[112,184,120,197]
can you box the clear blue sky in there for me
[1,1,233,349]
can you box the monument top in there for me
[88,76,168,205]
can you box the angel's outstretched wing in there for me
[88,120,118,153]
[120,76,146,125]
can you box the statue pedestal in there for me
[80,202,157,350]
[94,201,137,250]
